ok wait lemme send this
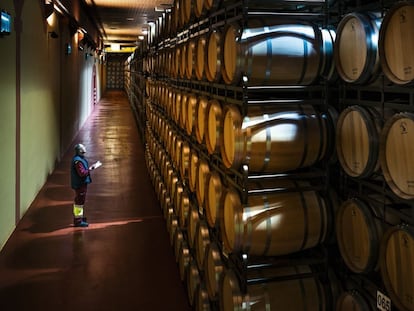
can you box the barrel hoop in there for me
[265,31,272,83]
[298,106,309,168]
[296,266,308,310]
[260,113,271,172]
[245,200,252,254]
[315,107,325,162]
[298,38,309,85]
[315,191,326,245]
[298,181,309,251]
[264,196,272,256]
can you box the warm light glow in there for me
[111,43,121,51]
[138,35,144,40]
[46,12,56,26]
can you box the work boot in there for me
[74,217,89,227]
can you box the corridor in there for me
[0,91,191,311]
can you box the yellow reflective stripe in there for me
[73,204,84,216]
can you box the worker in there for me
[71,143,101,227]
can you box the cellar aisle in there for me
[0,90,191,311]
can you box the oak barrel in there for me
[195,219,210,271]
[380,225,414,311]
[205,99,223,154]
[380,112,414,199]
[195,96,209,144]
[188,148,199,192]
[221,180,331,256]
[334,12,382,84]
[195,284,211,311]
[195,35,207,80]
[221,104,333,173]
[379,2,414,85]
[187,204,200,248]
[205,29,222,82]
[204,241,224,300]
[220,265,329,311]
[336,105,382,178]
[336,289,376,311]
[178,240,191,281]
[205,171,223,228]
[186,94,198,135]
[196,158,210,206]
[335,198,385,273]
[187,260,201,306]
[194,0,204,18]
[178,188,190,228]
[222,19,335,85]
[186,40,196,79]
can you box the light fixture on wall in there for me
[44,0,54,19]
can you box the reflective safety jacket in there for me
[71,155,92,189]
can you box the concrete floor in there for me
[0,91,192,311]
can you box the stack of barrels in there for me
[139,0,414,311]
[333,3,414,311]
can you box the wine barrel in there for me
[195,219,210,271]
[196,158,210,206]
[178,188,190,228]
[173,227,185,262]
[379,2,414,85]
[222,19,335,85]
[336,105,383,178]
[186,39,196,79]
[179,92,188,130]
[195,284,211,311]
[205,99,223,154]
[221,104,333,173]
[221,179,331,256]
[173,90,182,124]
[180,42,187,79]
[205,29,222,82]
[380,225,414,311]
[169,214,180,247]
[180,0,192,26]
[179,140,190,180]
[380,112,414,199]
[204,0,220,12]
[186,94,198,135]
[205,171,223,228]
[174,182,184,213]
[194,0,204,18]
[204,241,224,300]
[195,34,207,80]
[187,260,201,306]
[220,265,329,311]
[336,289,376,311]
[187,203,200,248]
[335,12,382,84]
[195,96,209,144]
[335,198,387,273]
[178,240,191,282]
[188,148,199,192]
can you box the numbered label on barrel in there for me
[377,290,392,311]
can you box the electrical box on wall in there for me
[1,10,11,35]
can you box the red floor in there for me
[0,91,192,311]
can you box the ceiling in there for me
[83,0,173,50]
